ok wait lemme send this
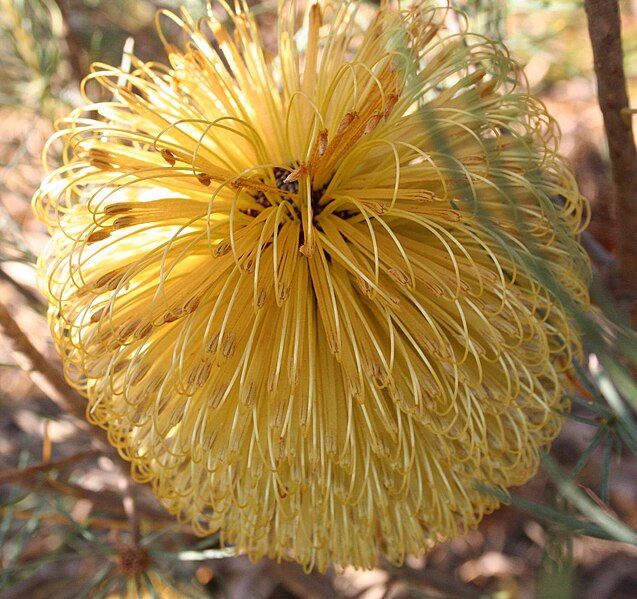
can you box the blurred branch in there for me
[121,476,141,547]
[381,558,482,599]
[0,267,45,309]
[6,475,175,526]
[0,300,92,426]
[3,508,173,533]
[0,301,141,480]
[584,0,637,327]
[56,0,86,82]
[581,230,614,269]
[0,450,98,485]
[271,562,336,599]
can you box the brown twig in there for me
[0,300,122,456]
[381,558,482,599]
[121,476,141,546]
[0,300,90,424]
[0,301,175,527]
[271,562,336,599]
[47,478,174,525]
[56,0,87,83]
[4,471,177,526]
[2,508,174,533]
[0,266,46,309]
[0,302,160,502]
[0,449,99,485]
[581,230,615,269]
[584,0,637,327]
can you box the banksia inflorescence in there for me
[34,0,589,570]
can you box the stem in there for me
[0,267,45,309]
[0,301,135,475]
[0,301,89,424]
[121,477,141,547]
[3,509,176,533]
[0,450,98,485]
[584,0,637,327]
[7,476,176,526]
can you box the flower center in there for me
[242,166,338,224]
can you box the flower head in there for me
[34,0,589,570]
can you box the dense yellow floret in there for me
[34,0,589,571]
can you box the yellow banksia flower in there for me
[34,0,589,571]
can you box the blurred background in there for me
[2,1,637,597]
